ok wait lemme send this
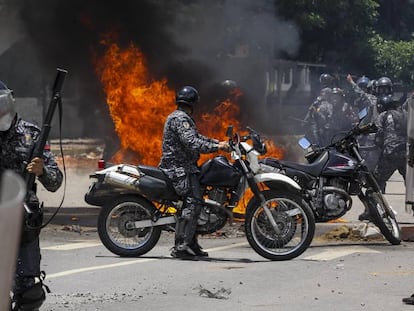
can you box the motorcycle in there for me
[85,126,316,261]
[262,108,401,245]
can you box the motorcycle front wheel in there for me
[97,195,162,257]
[363,189,401,245]
[245,189,315,261]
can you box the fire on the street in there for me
[94,36,284,215]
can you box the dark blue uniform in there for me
[159,107,219,253]
[1,117,62,309]
[159,108,219,195]
[374,108,407,193]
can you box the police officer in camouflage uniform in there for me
[346,75,378,113]
[314,87,355,146]
[303,73,337,145]
[346,74,380,173]
[159,86,229,259]
[0,81,63,310]
[304,87,332,145]
[374,95,407,194]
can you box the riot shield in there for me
[0,170,25,310]
[406,95,414,212]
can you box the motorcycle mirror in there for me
[298,137,311,149]
[358,107,368,120]
[226,125,233,138]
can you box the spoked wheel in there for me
[245,190,315,261]
[97,195,162,257]
[365,190,401,245]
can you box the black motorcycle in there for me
[85,126,315,261]
[262,108,401,245]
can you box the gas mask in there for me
[0,90,15,131]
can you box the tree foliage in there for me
[274,0,379,69]
[274,0,414,86]
[369,35,414,85]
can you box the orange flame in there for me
[95,37,175,166]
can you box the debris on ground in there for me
[62,224,82,233]
[318,224,384,242]
[197,285,231,300]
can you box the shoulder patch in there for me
[182,121,190,129]
[24,133,33,145]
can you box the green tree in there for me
[369,34,414,86]
[274,0,379,73]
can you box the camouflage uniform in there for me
[304,87,332,146]
[159,108,219,248]
[374,108,407,193]
[349,83,380,171]
[315,97,354,146]
[1,117,62,309]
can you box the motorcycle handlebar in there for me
[311,122,378,153]
[354,122,378,135]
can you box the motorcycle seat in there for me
[138,165,170,181]
[137,165,179,200]
[264,152,329,177]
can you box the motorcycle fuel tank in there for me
[199,155,242,187]
[323,150,357,176]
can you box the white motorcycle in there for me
[85,126,315,261]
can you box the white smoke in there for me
[170,0,300,63]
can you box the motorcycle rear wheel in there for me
[245,189,315,261]
[98,195,162,257]
[365,190,401,245]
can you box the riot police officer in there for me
[374,95,407,194]
[319,73,335,89]
[376,76,393,97]
[159,86,229,258]
[304,87,332,145]
[315,87,355,146]
[347,74,380,172]
[0,81,63,310]
[346,74,375,111]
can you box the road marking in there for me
[302,246,380,261]
[370,269,414,276]
[205,242,248,252]
[47,258,156,279]
[42,241,102,251]
[46,242,249,279]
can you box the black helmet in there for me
[376,94,399,113]
[319,73,334,88]
[331,87,345,104]
[376,77,393,96]
[176,86,200,107]
[356,76,370,90]
[0,81,15,131]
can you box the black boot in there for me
[12,273,50,311]
[189,236,208,257]
[171,244,197,259]
[358,208,371,221]
[403,294,414,305]
[12,281,47,311]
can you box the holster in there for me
[21,191,43,244]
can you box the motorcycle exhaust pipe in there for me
[104,171,141,191]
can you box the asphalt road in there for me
[32,167,414,310]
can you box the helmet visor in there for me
[0,91,15,131]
